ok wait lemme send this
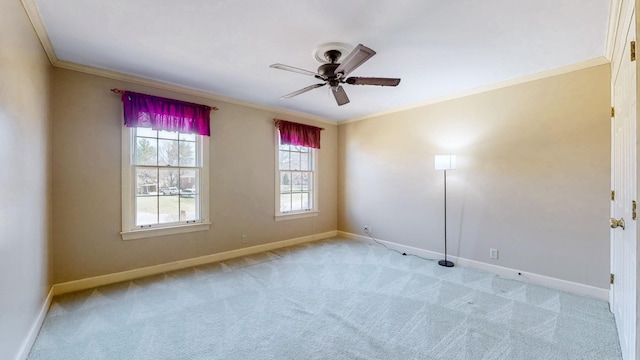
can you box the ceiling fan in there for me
[270,44,401,106]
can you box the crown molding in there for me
[21,0,58,64]
[54,61,336,126]
[21,0,610,127]
[341,57,610,125]
[20,0,335,126]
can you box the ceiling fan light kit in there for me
[270,43,401,106]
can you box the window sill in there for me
[275,211,318,222]
[121,222,211,240]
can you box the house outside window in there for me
[121,127,210,240]
[276,134,318,220]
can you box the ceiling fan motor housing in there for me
[324,49,342,63]
[270,43,401,106]
[317,63,339,77]
[319,50,343,82]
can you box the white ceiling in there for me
[29,0,611,122]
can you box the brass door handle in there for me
[610,217,625,230]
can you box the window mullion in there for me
[275,132,317,217]
[124,126,210,239]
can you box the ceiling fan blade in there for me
[346,77,401,86]
[334,44,376,78]
[332,85,350,106]
[281,83,326,99]
[270,63,319,77]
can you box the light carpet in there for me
[28,238,622,359]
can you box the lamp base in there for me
[438,260,454,267]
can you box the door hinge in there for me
[633,200,637,220]
[611,190,615,201]
[611,107,615,117]
[610,273,615,285]
[632,41,636,61]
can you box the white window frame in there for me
[121,127,210,240]
[274,131,319,221]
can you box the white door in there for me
[611,11,637,360]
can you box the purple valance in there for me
[119,90,212,136]
[275,119,323,149]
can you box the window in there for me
[121,127,210,240]
[276,133,318,220]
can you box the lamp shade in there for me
[435,155,456,170]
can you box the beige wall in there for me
[0,1,52,359]
[51,69,337,283]
[0,1,613,356]
[338,64,611,289]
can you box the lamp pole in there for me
[436,156,455,268]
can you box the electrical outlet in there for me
[490,248,498,259]
[242,234,248,244]
[364,225,371,232]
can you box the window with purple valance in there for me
[275,119,323,149]
[118,90,213,136]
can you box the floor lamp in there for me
[435,155,456,267]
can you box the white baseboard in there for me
[22,229,607,360]
[16,287,54,360]
[52,231,337,296]
[337,231,609,301]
